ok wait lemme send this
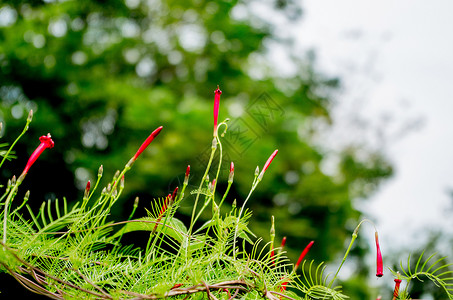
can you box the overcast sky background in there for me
[289,0,453,253]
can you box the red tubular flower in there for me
[22,133,55,176]
[258,149,278,180]
[375,231,384,277]
[294,240,314,271]
[392,278,402,299]
[171,186,179,203]
[280,236,287,249]
[213,86,222,137]
[132,126,163,161]
[281,281,288,294]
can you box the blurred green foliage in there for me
[0,0,392,297]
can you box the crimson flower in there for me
[132,126,163,161]
[184,165,190,185]
[22,133,54,176]
[294,240,314,270]
[213,86,222,137]
[258,149,278,180]
[375,231,383,277]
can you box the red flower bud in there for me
[213,86,222,137]
[294,240,314,271]
[133,126,163,161]
[184,165,190,185]
[228,162,234,183]
[171,186,178,202]
[280,236,287,249]
[84,180,91,198]
[22,133,54,175]
[375,231,383,277]
[258,149,278,181]
[393,278,402,299]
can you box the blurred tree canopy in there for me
[0,0,392,297]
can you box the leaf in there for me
[112,217,188,243]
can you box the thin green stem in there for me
[232,178,259,259]
[2,178,23,244]
[188,140,216,236]
[328,233,357,288]
[0,116,32,170]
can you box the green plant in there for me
[0,88,450,299]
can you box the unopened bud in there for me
[270,215,275,238]
[84,180,91,198]
[134,196,139,207]
[24,190,30,201]
[211,137,217,149]
[258,149,278,181]
[228,162,234,183]
[27,110,33,123]
[120,175,125,189]
[107,183,112,192]
[184,165,190,185]
[11,175,16,186]
[210,179,216,193]
[254,166,259,177]
[98,165,103,177]
[171,186,178,202]
[232,199,237,209]
[113,170,120,181]
[101,187,107,195]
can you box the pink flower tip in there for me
[133,126,163,161]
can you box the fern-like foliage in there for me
[291,260,348,300]
[391,250,453,299]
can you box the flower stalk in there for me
[3,133,54,244]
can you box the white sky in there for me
[292,0,453,252]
